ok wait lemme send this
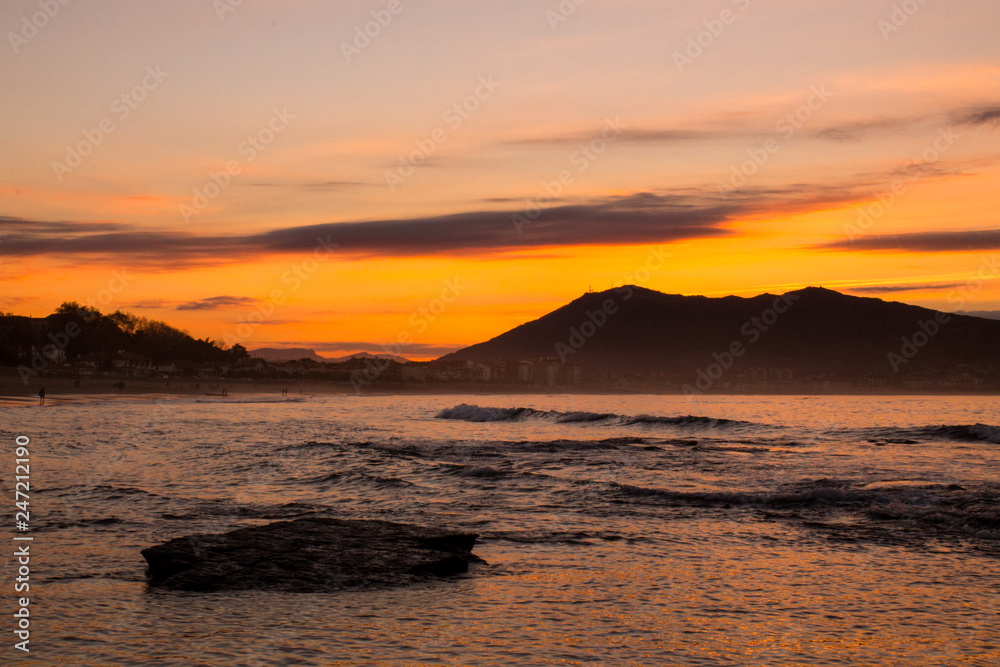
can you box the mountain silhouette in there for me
[442,286,1000,381]
[251,348,409,364]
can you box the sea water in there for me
[2,394,998,665]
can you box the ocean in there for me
[3,394,999,666]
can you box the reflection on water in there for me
[2,394,998,665]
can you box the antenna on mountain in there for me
[588,284,593,294]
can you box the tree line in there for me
[0,302,249,367]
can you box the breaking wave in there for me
[435,403,752,428]
[931,423,1000,444]
[859,423,1000,445]
[610,479,1000,540]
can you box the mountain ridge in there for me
[441,286,1000,383]
[250,348,409,364]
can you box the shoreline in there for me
[2,375,998,408]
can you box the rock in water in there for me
[140,517,481,592]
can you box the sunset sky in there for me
[2,0,999,359]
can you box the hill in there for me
[251,348,409,364]
[250,348,328,363]
[441,286,1000,385]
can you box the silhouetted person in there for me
[38,387,45,405]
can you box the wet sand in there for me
[0,373,337,408]
[2,370,996,407]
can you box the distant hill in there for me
[251,348,409,364]
[441,286,1000,381]
[328,351,410,364]
[251,348,329,362]
[956,311,1000,321]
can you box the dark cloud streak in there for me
[176,296,258,311]
[845,282,964,294]
[245,181,368,189]
[952,106,1000,127]
[0,192,749,265]
[1,169,991,268]
[502,128,718,147]
[813,116,918,141]
[816,230,1000,253]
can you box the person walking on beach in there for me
[38,387,45,405]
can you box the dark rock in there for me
[141,517,482,592]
